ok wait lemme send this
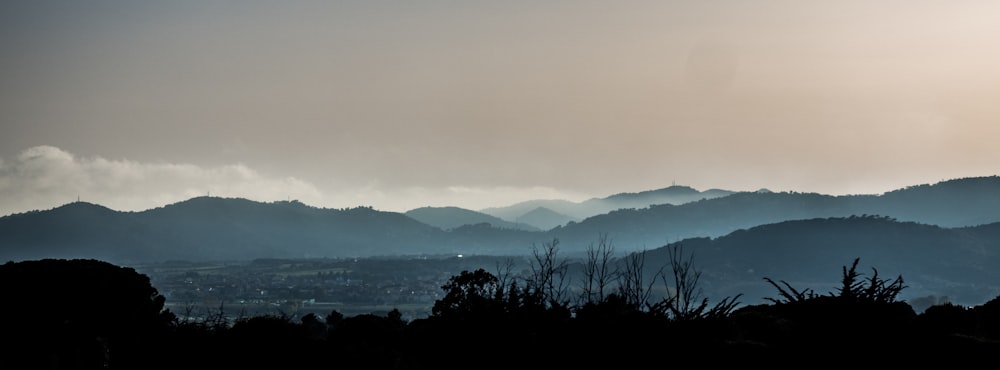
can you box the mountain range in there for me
[3,176,1000,306]
[548,176,1000,251]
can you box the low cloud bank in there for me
[0,146,590,217]
[0,145,324,215]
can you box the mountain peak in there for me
[514,207,578,231]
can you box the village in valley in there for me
[136,255,522,322]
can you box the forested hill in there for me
[0,198,528,264]
[637,215,1000,307]
[0,196,556,264]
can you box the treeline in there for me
[2,245,1000,369]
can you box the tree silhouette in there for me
[330,311,407,368]
[0,259,175,369]
[616,248,659,311]
[431,268,502,319]
[222,314,323,368]
[10,254,1000,368]
[525,238,570,310]
[579,233,617,305]
[739,257,917,359]
[651,244,742,321]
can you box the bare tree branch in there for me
[580,233,617,305]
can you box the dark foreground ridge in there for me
[1,257,999,369]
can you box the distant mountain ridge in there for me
[2,176,1000,266]
[479,185,735,229]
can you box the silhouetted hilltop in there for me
[404,206,540,231]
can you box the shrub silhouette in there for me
[431,268,503,319]
[221,314,324,368]
[762,257,906,305]
[330,312,407,368]
[735,257,917,360]
[914,302,976,338]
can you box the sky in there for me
[2,1,1000,216]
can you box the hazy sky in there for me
[2,1,999,216]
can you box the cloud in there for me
[0,145,324,215]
